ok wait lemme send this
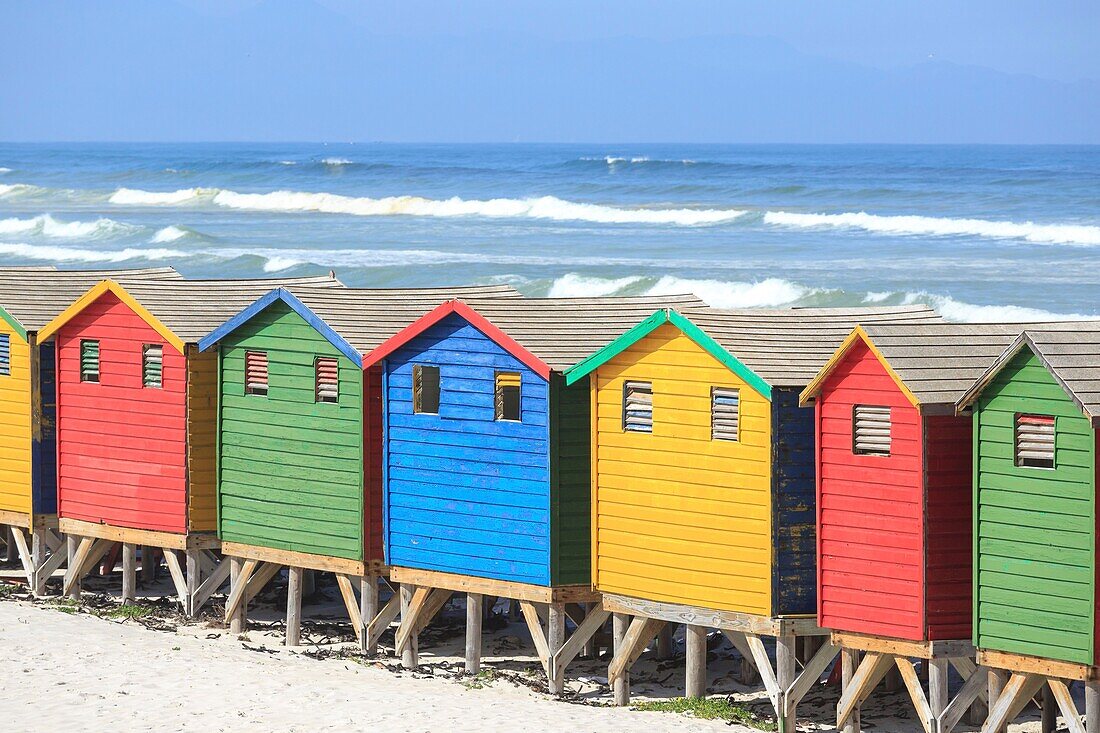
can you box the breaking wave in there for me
[764,210,1100,246]
[0,242,185,264]
[321,157,353,166]
[0,214,136,239]
[109,187,212,205]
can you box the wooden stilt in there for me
[30,529,47,596]
[465,592,482,675]
[285,566,303,647]
[65,535,79,599]
[685,624,707,698]
[184,550,200,617]
[140,545,156,582]
[1040,683,1056,733]
[582,601,599,658]
[400,584,418,669]
[547,602,566,695]
[841,648,861,733]
[3,526,15,562]
[121,543,136,603]
[988,669,1008,733]
[613,612,630,706]
[656,624,674,660]
[302,569,315,597]
[1087,681,1100,733]
[775,634,797,733]
[360,576,378,655]
[982,673,1044,733]
[228,557,246,634]
[929,659,949,722]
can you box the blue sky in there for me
[2,0,1097,143]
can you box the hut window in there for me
[245,350,268,396]
[315,357,339,403]
[853,405,891,456]
[413,365,440,415]
[142,344,163,389]
[495,371,522,422]
[712,387,740,441]
[623,381,653,433]
[80,340,100,383]
[0,334,9,376]
[1015,413,1055,469]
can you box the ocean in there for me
[0,142,1097,321]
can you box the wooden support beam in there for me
[10,526,33,582]
[949,656,990,704]
[1048,680,1086,733]
[895,658,933,733]
[785,640,840,712]
[414,588,453,636]
[224,558,258,624]
[190,556,231,614]
[366,592,401,651]
[121,543,136,603]
[655,624,674,660]
[607,616,666,684]
[939,664,990,733]
[744,633,782,710]
[1086,681,1100,732]
[33,538,68,594]
[775,634,797,733]
[29,529,47,596]
[465,593,482,675]
[243,561,281,604]
[841,648,861,733]
[360,576,378,655]
[62,537,111,597]
[837,652,894,728]
[162,550,190,613]
[519,600,551,678]
[981,673,1044,733]
[547,603,566,695]
[554,606,611,672]
[612,612,630,706]
[1041,684,1056,733]
[398,584,420,668]
[286,566,303,647]
[334,574,362,643]
[988,669,1009,733]
[685,624,707,698]
[928,659,949,724]
[184,550,200,618]
[141,545,157,583]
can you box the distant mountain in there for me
[1,0,1096,143]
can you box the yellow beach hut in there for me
[563,304,941,732]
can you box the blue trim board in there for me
[197,288,364,367]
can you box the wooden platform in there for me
[978,648,1099,682]
[832,631,975,660]
[1,512,65,596]
[0,509,57,531]
[220,541,384,577]
[975,648,1100,733]
[390,566,600,604]
[601,592,824,637]
[59,518,219,551]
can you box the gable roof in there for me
[197,284,523,367]
[956,323,1100,424]
[566,304,942,395]
[37,274,343,353]
[363,294,708,380]
[0,267,183,339]
[800,322,1034,411]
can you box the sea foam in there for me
[0,214,135,239]
[764,210,1100,246]
[109,187,209,205]
[546,273,645,297]
[0,242,184,264]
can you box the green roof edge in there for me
[563,308,773,400]
[0,306,28,342]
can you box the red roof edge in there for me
[361,299,553,380]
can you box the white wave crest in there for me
[646,275,811,308]
[0,167,11,174]
[212,189,747,226]
[0,242,185,263]
[764,210,1100,246]
[150,225,192,243]
[547,273,645,297]
[900,292,1092,323]
[0,214,135,239]
[0,183,43,198]
[863,291,892,303]
[109,187,210,205]
[322,157,353,166]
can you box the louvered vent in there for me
[853,405,891,456]
[1016,413,1055,469]
[0,334,9,377]
[495,371,522,421]
[245,350,268,396]
[80,340,100,383]
[413,364,440,414]
[316,357,339,403]
[712,387,740,441]
[623,381,653,433]
[142,344,163,388]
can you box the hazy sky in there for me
[2,0,1097,143]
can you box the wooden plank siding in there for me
[384,313,552,586]
[550,373,591,585]
[973,348,1096,665]
[924,414,974,640]
[217,300,366,560]
[55,291,189,533]
[0,324,32,516]
[186,345,217,531]
[771,388,816,615]
[591,323,774,615]
[31,340,57,515]
[816,339,926,640]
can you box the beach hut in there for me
[0,267,183,595]
[563,305,941,731]
[364,294,704,693]
[799,322,1028,733]
[194,284,520,649]
[955,325,1100,731]
[35,275,342,614]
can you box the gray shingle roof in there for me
[956,322,1100,422]
[272,284,523,354]
[687,305,943,388]
[0,267,183,332]
[449,294,708,371]
[90,275,345,343]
